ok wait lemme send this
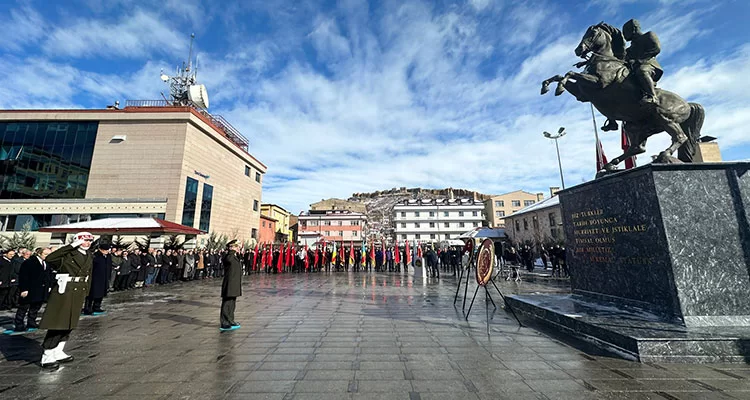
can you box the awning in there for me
[458,227,507,239]
[39,218,204,235]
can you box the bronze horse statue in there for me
[540,23,704,170]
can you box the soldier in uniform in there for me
[39,232,95,370]
[220,240,242,331]
[623,19,663,105]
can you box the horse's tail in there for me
[677,102,705,162]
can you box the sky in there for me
[1,0,749,214]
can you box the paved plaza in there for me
[1,272,749,400]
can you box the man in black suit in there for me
[0,249,16,310]
[83,244,111,315]
[14,247,52,332]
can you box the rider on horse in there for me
[623,19,663,106]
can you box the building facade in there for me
[297,210,367,246]
[505,196,563,247]
[393,198,485,243]
[483,190,544,228]
[259,214,277,244]
[261,204,292,242]
[0,104,266,245]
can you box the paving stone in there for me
[0,272,739,400]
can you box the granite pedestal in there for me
[510,162,750,362]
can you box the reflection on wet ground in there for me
[0,270,748,399]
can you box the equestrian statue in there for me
[541,19,705,171]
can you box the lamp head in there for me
[558,127,566,134]
[543,131,552,138]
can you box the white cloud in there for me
[0,6,46,51]
[42,10,187,59]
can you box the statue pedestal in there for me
[508,163,750,362]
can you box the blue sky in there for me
[1,0,749,214]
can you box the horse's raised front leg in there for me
[556,71,601,96]
[541,75,564,95]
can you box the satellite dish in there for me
[188,84,209,109]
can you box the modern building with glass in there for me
[0,102,266,246]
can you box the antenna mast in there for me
[159,33,208,109]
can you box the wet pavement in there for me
[0,271,748,400]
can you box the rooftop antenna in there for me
[159,33,209,109]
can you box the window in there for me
[499,211,506,217]
[402,234,407,239]
[549,212,557,226]
[495,211,502,217]
[473,222,479,227]
[429,211,435,217]
[430,234,436,239]
[0,121,99,199]
[401,223,406,228]
[415,212,420,217]
[458,211,464,217]
[445,234,450,239]
[253,200,259,211]
[443,211,449,217]
[512,200,521,207]
[262,221,266,228]
[551,227,560,239]
[244,166,251,176]
[401,212,406,217]
[533,216,539,229]
[415,223,420,228]
[429,222,435,228]
[339,231,343,236]
[472,211,478,217]
[324,231,330,236]
[515,220,520,231]
[459,222,465,228]
[444,222,450,228]
[495,200,504,207]
[255,172,261,183]
[309,220,318,226]
[353,231,358,237]
[523,219,528,230]
[300,221,307,228]
[199,183,213,231]
[524,200,535,206]
[352,221,359,226]
[415,234,421,239]
[181,177,199,227]
[251,228,257,238]
[338,221,343,226]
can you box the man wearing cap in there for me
[83,243,111,315]
[38,232,95,370]
[220,240,242,331]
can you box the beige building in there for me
[505,196,563,247]
[310,198,366,213]
[0,103,266,246]
[484,190,544,228]
[261,203,292,242]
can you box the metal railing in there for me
[124,100,249,151]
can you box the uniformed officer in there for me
[39,232,95,370]
[220,240,242,331]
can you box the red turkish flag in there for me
[304,244,309,270]
[253,242,259,271]
[394,242,400,264]
[622,126,636,169]
[405,240,411,265]
[596,138,608,171]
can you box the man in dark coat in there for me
[13,247,52,332]
[220,241,242,331]
[39,232,95,370]
[114,250,131,291]
[83,244,111,315]
[0,249,15,310]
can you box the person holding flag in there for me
[404,240,411,271]
[331,242,337,272]
[394,243,401,273]
[303,244,309,271]
[313,247,319,272]
[252,242,259,272]
[349,242,355,271]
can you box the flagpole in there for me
[590,104,603,168]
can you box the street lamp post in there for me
[543,127,567,190]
